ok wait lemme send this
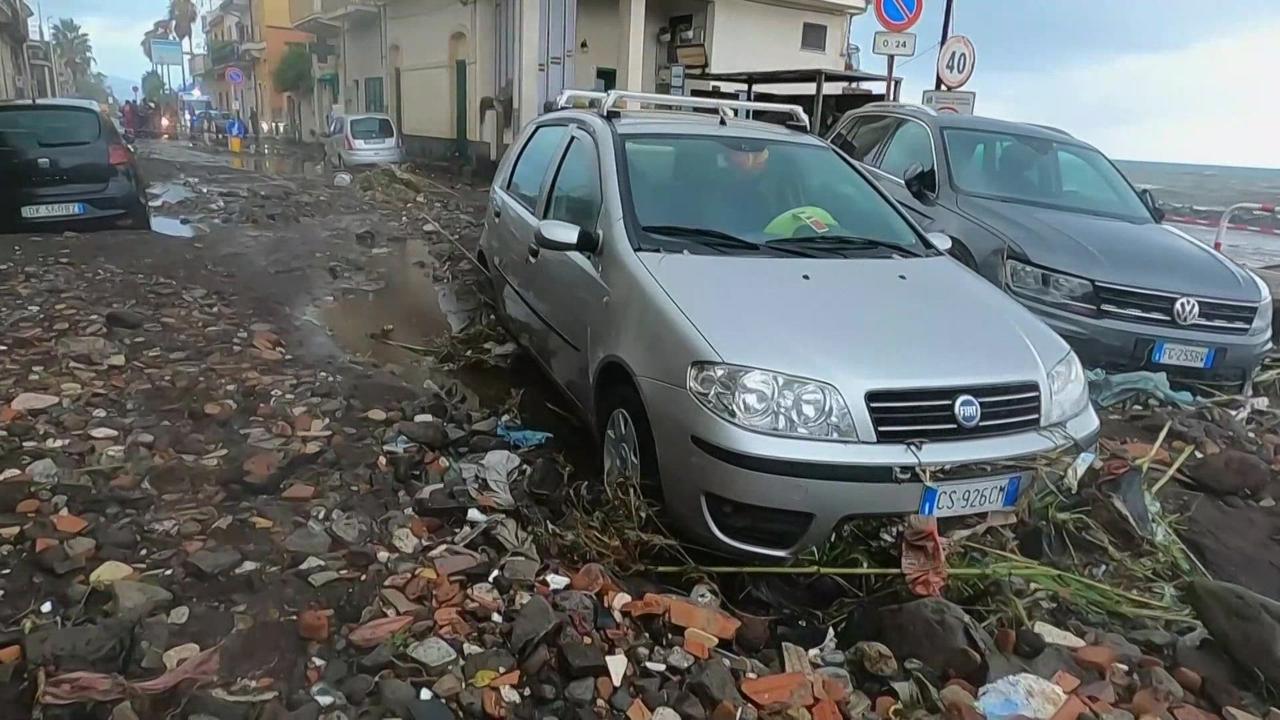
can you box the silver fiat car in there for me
[479,91,1100,557]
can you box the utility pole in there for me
[934,0,955,90]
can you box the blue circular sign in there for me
[874,0,923,33]
[226,67,245,85]
[952,394,982,429]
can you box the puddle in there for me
[148,181,196,205]
[149,215,204,238]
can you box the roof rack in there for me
[859,101,937,116]
[551,89,810,132]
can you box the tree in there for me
[169,0,198,87]
[51,18,94,83]
[273,45,313,96]
[141,69,166,102]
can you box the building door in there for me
[537,0,577,111]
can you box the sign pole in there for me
[886,55,896,101]
[934,0,955,90]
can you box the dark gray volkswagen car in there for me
[826,104,1272,386]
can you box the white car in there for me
[324,113,405,167]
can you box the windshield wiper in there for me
[641,225,817,257]
[767,234,925,258]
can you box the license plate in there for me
[919,474,1022,518]
[21,203,86,219]
[1152,341,1215,369]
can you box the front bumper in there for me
[639,377,1100,558]
[1018,297,1271,386]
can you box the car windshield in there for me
[943,127,1152,222]
[621,134,926,255]
[0,107,101,148]
[350,117,395,140]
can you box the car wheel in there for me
[598,383,664,502]
[126,204,151,230]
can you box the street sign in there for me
[922,89,975,114]
[872,31,917,57]
[149,38,183,66]
[874,0,924,33]
[937,35,975,89]
[226,67,245,86]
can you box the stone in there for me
[465,648,518,677]
[187,547,243,576]
[740,673,813,710]
[1139,666,1184,703]
[53,514,90,535]
[1098,632,1142,667]
[673,691,707,720]
[1191,450,1270,496]
[566,677,596,705]
[105,309,147,329]
[298,609,330,641]
[340,674,376,705]
[434,673,466,697]
[510,596,558,655]
[561,640,607,677]
[380,678,418,716]
[359,643,396,672]
[1073,645,1117,673]
[1170,666,1202,694]
[874,597,992,684]
[111,580,173,621]
[852,641,897,677]
[1186,579,1280,688]
[397,420,450,448]
[1223,709,1263,720]
[607,654,629,687]
[25,620,133,672]
[689,660,744,707]
[652,708,681,720]
[666,646,696,671]
[284,524,332,555]
[89,560,136,587]
[11,393,59,411]
[409,637,459,669]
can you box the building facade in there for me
[290,0,866,167]
[203,0,313,129]
[0,0,31,99]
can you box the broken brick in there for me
[1130,688,1168,718]
[1171,667,1202,694]
[994,627,1016,654]
[297,608,330,641]
[1171,705,1220,720]
[1073,645,1117,674]
[14,498,38,514]
[281,483,316,500]
[741,673,814,710]
[811,699,841,720]
[1051,695,1088,720]
[668,598,741,641]
[0,645,20,664]
[52,514,88,535]
[1052,670,1082,694]
[34,537,58,553]
[622,594,668,617]
[684,627,718,660]
[627,700,653,720]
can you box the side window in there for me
[879,121,935,182]
[829,117,864,158]
[506,125,568,210]
[836,114,898,163]
[546,135,603,231]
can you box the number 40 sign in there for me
[937,35,975,89]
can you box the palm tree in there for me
[170,0,198,88]
[51,18,95,86]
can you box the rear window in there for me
[0,108,102,148]
[350,117,395,140]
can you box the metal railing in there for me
[1214,202,1279,251]
[554,90,810,131]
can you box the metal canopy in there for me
[689,68,893,85]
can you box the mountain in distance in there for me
[104,75,138,101]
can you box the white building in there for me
[0,0,31,100]
[291,0,868,170]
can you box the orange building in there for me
[203,0,312,131]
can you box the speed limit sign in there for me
[937,35,975,89]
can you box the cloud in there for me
[971,18,1280,168]
[72,14,157,84]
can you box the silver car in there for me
[324,113,405,167]
[479,91,1101,557]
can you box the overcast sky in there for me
[31,0,1280,168]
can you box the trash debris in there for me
[1087,369,1197,408]
[497,422,554,449]
[976,673,1068,720]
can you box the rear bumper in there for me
[1,178,145,232]
[341,148,405,166]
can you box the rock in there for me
[652,708,681,720]
[339,674,376,705]
[561,640,607,677]
[380,678,418,715]
[1097,632,1142,667]
[566,677,596,705]
[1139,666,1184,703]
[1170,666,1202,694]
[25,620,133,672]
[1191,450,1270,496]
[11,392,60,411]
[1186,579,1280,687]
[852,641,897,677]
[465,648,517,677]
[409,637,459,669]
[673,691,706,720]
[187,547,243,576]
[89,561,135,588]
[740,673,813,710]
[1073,645,1117,673]
[105,309,147,329]
[298,609,330,641]
[940,684,976,713]
[397,420,450,448]
[510,596,558,655]
[359,643,396,672]
[689,660,744,707]
[666,646,696,671]
[111,580,173,620]
[874,597,993,684]
[284,524,332,555]
[1126,629,1176,650]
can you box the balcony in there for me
[291,0,377,35]
[0,0,30,41]
[209,41,241,68]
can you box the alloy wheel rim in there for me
[603,408,640,485]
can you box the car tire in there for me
[126,204,151,230]
[597,382,664,502]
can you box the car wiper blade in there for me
[641,225,818,257]
[767,234,924,257]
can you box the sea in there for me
[1115,160,1280,268]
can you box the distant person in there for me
[249,108,260,143]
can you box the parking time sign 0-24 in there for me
[874,0,923,33]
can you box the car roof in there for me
[341,113,394,121]
[546,108,826,145]
[850,104,1082,144]
[0,97,103,112]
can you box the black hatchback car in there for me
[826,103,1272,386]
[0,98,149,232]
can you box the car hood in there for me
[958,195,1260,301]
[640,253,1069,396]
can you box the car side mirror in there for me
[903,162,936,201]
[1139,188,1165,222]
[536,220,598,253]
[925,232,953,253]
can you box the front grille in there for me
[1095,283,1255,334]
[866,382,1041,442]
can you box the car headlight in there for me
[1045,352,1089,426]
[1005,260,1094,307]
[688,363,858,440]
[1249,272,1273,336]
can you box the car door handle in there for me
[527,242,540,261]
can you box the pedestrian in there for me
[250,108,260,145]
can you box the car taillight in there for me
[108,144,131,166]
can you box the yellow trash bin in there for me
[228,136,243,153]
